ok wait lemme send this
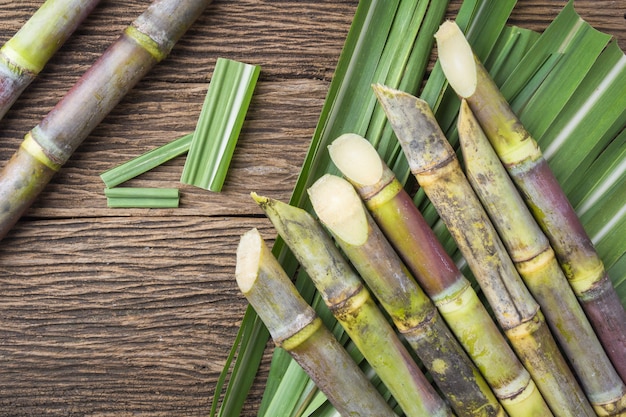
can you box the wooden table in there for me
[0,0,623,415]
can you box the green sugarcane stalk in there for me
[308,173,505,417]
[434,20,626,381]
[0,0,212,240]
[458,99,626,416]
[235,228,397,417]
[374,84,596,417]
[252,193,454,417]
[327,132,551,417]
[0,0,101,120]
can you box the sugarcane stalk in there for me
[0,0,101,120]
[308,173,505,417]
[235,228,397,417]
[327,132,551,417]
[0,0,212,240]
[252,193,454,417]
[374,84,596,417]
[434,20,626,381]
[458,99,626,416]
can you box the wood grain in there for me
[0,0,623,415]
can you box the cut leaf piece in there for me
[100,133,193,188]
[104,187,179,208]
[180,58,260,192]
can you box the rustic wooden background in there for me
[0,0,623,415]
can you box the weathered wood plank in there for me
[0,216,276,415]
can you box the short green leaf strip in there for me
[100,133,193,188]
[180,58,260,192]
[104,187,179,208]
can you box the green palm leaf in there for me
[213,0,625,415]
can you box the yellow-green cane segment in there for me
[235,228,397,417]
[309,173,505,417]
[252,193,454,417]
[0,0,101,119]
[435,20,626,380]
[374,84,597,417]
[458,100,626,416]
[328,132,550,417]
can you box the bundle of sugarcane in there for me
[251,193,454,417]
[235,228,397,417]
[308,173,506,417]
[434,20,626,383]
[456,99,626,415]
[0,0,212,239]
[374,84,597,416]
[327,133,550,417]
[0,0,101,120]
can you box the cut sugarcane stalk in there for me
[309,173,505,417]
[374,84,596,417]
[0,0,212,240]
[435,20,626,381]
[328,132,550,417]
[252,193,454,417]
[0,0,101,120]
[458,100,626,416]
[235,228,397,417]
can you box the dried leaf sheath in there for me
[0,0,212,240]
[308,174,504,417]
[252,193,454,417]
[235,229,397,417]
[374,84,596,417]
[328,133,549,417]
[458,100,626,416]
[0,0,101,119]
[434,21,626,380]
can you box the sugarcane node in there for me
[0,50,36,78]
[328,283,370,320]
[279,317,323,352]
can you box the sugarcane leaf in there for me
[504,1,612,135]
[539,41,626,187]
[580,178,626,271]
[610,253,626,298]
[262,360,311,416]
[211,307,269,417]
[571,130,626,211]
[484,26,540,86]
